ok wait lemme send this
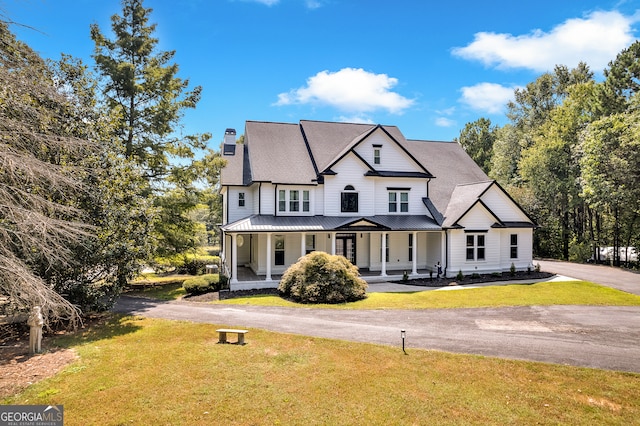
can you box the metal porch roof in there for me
[221,215,442,233]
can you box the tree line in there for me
[0,0,224,326]
[456,43,640,266]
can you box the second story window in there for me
[388,191,409,213]
[278,189,311,213]
[290,190,299,212]
[374,148,381,165]
[341,185,358,213]
[303,190,310,212]
[238,192,245,207]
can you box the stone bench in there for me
[216,328,248,345]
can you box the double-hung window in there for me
[289,190,299,212]
[388,191,409,213]
[278,189,310,213]
[238,192,245,207]
[303,190,310,212]
[466,234,485,261]
[374,148,381,165]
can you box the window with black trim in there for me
[466,234,485,261]
[238,192,245,207]
[341,185,358,212]
[510,234,518,259]
[275,235,285,265]
[374,148,381,164]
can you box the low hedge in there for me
[183,274,226,295]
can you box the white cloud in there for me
[337,115,375,124]
[275,68,415,114]
[452,10,637,72]
[435,117,456,127]
[460,83,519,114]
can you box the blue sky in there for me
[3,0,640,146]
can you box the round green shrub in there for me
[278,252,368,304]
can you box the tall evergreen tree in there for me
[90,0,212,258]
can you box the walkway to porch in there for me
[230,266,435,291]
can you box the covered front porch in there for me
[229,266,437,291]
[220,215,445,291]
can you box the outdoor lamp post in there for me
[401,329,406,354]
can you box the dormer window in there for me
[341,185,358,213]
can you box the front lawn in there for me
[218,281,640,309]
[3,315,639,425]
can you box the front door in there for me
[335,233,356,264]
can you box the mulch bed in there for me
[394,270,555,287]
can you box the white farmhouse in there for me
[220,120,535,290]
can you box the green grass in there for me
[126,274,192,300]
[218,281,640,309]
[4,315,639,425]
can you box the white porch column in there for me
[411,231,418,275]
[381,232,387,277]
[300,232,306,258]
[330,232,336,255]
[266,232,272,281]
[230,233,238,284]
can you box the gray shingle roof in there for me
[221,120,518,229]
[245,121,318,184]
[220,141,245,186]
[441,181,494,228]
[400,139,489,215]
